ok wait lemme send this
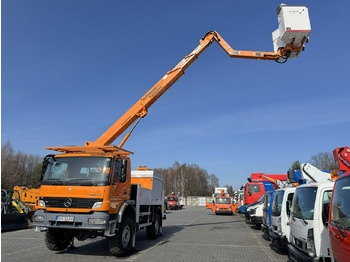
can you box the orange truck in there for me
[33,4,309,257]
[206,189,234,215]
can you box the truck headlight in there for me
[34,215,45,222]
[92,202,103,209]
[88,218,106,224]
[307,228,316,257]
[38,200,46,207]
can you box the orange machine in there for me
[33,9,310,257]
[206,190,234,215]
[13,186,40,212]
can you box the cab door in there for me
[109,158,131,214]
[206,197,215,212]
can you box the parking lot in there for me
[1,207,289,262]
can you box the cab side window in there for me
[114,159,128,183]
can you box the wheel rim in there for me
[154,216,159,234]
[122,225,131,247]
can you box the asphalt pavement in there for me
[1,207,289,262]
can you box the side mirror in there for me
[120,159,128,183]
[322,202,330,227]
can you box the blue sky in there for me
[2,1,350,190]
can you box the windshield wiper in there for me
[331,220,347,237]
[44,178,64,185]
[68,179,93,186]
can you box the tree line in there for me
[1,141,223,195]
[155,161,221,197]
[1,141,42,189]
[1,141,338,194]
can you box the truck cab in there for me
[244,182,266,207]
[214,196,233,215]
[288,182,333,261]
[244,173,287,212]
[33,153,164,257]
[167,195,182,210]
[329,172,350,262]
[261,191,275,239]
[205,191,233,215]
[270,187,295,248]
[246,194,265,226]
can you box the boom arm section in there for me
[81,31,305,149]
[333,147,350,172]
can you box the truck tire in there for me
[146,212,161,240]
[45,229,72,251]
[109,215,134,257]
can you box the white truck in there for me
[213,187,229,197]
[245,194,265,226]
[249,201,265,226]
[270,187,296,248]
[287,163,334,261]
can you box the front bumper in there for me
[288,244,320,262]
[250,216,263,225]
[269,230,288,248]
[33,209,116,235]
[215,209,233,215]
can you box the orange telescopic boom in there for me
[51,30,305,153]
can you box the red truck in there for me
[166,193,183,210]
[244,173,287,207]
[329,147,350,262]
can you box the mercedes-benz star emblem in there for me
[63,198,73,208]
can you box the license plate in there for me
[56,216,74,222]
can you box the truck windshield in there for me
[331,176,350,229]
[42,157,112,186]
[168,197,178,201]
[291,187,317,220]
[272,191,284,216]
[248,184,260,194]
[216,197,231,204]
[257,194,265,204]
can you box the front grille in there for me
[41,197,103,209]
[294,237,307,252]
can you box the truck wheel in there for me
[146,212,161,240]
[109,215,134,257]
[45,229,72,251]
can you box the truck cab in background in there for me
[329,172,350,262]
[270,187,295,248]
[244,173,287,212]
[167,193,182,210]
[269,169,307,248]
[329,146,350,262]
[288,163,334,262]
[246,194,266,226]
[206,189,233,215]
[261,190,276,240]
